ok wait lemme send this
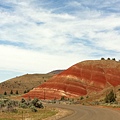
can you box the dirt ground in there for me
[43,108,73,120]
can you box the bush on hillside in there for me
[30,106,37,112]
[60,96,65,101]
[0,97,43,113]
[112,58,116,61]
[105,90,116,103]
[80,96,84,100]
[16,90,19,94]
[21,98,26,103]
[31,98,43,108]
[101,58,105,60]
[10,90,13,94]
[4,91,7,95]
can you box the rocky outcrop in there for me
[23,60,120,100]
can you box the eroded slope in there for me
[23,60,120,99]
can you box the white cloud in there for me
[0,44,89,74]
[0,0,120,82]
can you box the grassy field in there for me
[0,95,58,120]
[0,107,57,120]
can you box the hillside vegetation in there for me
[0,70,63,95]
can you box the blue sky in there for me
[0,0,120,82]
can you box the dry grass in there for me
[0,73,54,95]
[0,107,57,120]
[0,70,64,95]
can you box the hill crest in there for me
[0,70,64,95]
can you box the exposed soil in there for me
[23,60,120,100]
[0,70,63,95]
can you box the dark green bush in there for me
[4,91,7,95]
[105,90,116,103]
[32,98,39,106]
[60,96,65,101]
[101,58,105,60]
[16,90,19,94]
[24,90,27,93]
[35,101,44,108]
[19,103,27,108]
[21,98,26,103]
[80,96,84,100]
[30,106,37,112]
[107,58,110,60]
[10,90,13,94]
[112,58,116,61]
[31,98,43,108]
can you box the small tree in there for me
[80,96,84,100]
[60,96,65,101]
[21,98,26,103]
[16,90,19,95]
[105,90,116,103]
[101,58,105,60]
[112,58,116,61]
[24,90,27,94]
[4,91,7,95]
[10,90,13,94]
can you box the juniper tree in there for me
[16,90,19,94]
[105,90,116,103]
[10,90,13,94]
[4,91,7,95]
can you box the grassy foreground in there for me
[0,107,57,120]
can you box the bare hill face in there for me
[0,70,64,95]
[23,60,120,100]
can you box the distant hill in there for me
[48,70,64,74]
[23,60,120,101]
[0,70,64,95]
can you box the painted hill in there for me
[0,70,64,95]
[23,60,120,100]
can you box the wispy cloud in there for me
[0,0,120,82]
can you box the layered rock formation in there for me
[23,60,120,100]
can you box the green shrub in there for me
[80,96,84,100]
[112,58,116,61]
[31,98,43,108]
[35,101,44,108]
[4,91,7,95]
[19,103,27,108]
[24,90,27,93]
[30,106,37,112]
[105,90,116,103]
[10,90,13,94]
[32,98,39,106]
[21,98,26,103]
[60,96,65,101]
[15,90,19,94]
[101,58,105,60]
[0,101,5,108]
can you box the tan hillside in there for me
[0,70,64,95]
